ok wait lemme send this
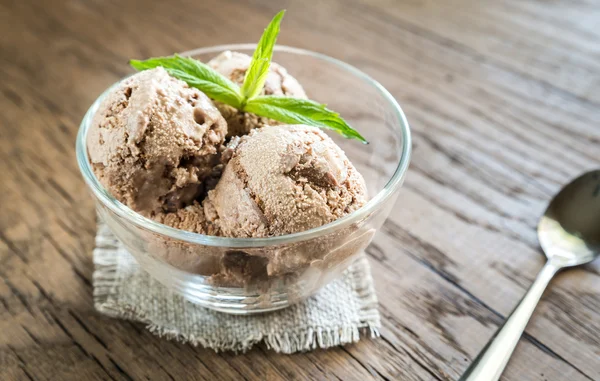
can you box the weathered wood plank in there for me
[351,0,600,105]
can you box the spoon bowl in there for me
[538,170,600,267]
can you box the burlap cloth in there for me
[93,222,380,353]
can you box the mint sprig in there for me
[245,96,367,143]
[129,10,367,143]
[240,10,285,102]
[130,55,243,108]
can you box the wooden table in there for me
[1,0,599,380]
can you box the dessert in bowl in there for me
[76,13,410,314]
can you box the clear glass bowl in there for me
[76,44,411,314]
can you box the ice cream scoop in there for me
[87,67,227,215]
[205,125,368,237]
[208,51,307,137]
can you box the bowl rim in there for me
[76,44,412,248]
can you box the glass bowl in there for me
[76,44,411,314]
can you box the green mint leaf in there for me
[240,10,285,101]
[130,55,244,108]
[244,96,368,143]
[129,10,365,143]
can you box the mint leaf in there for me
[130,55,244,108]
[240,10,285,101]
[244,96,368,143]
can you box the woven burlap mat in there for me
[93,222,380,353]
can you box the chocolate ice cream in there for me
[87,67,227,215]
[205,125,368,237]
[87,64,371,291]
[153,202,221,236]
[208,51,307,137]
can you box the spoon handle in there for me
[459,261,560,381]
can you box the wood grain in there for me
[1,0,599,380]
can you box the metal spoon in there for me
[459,170,600,381]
